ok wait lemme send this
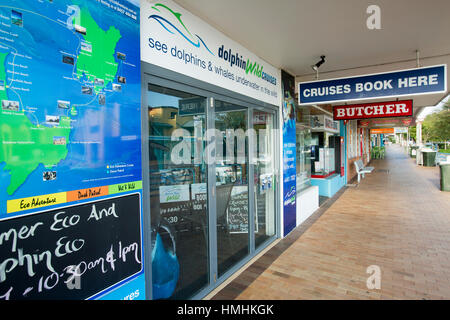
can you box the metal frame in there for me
[142,61,280,300]
[141,71,152,300]
[206,96,217,289]
[248,105,256,255]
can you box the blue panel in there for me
[340,121,348,185]
[0,0,144,300]
[97,275,146,300]
[311,174,346,198]
[282,71,297,236]
[299,65,446,104]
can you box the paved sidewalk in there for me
[212,144,450,300]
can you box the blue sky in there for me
[148,91,180,109]
[417,94,450,121]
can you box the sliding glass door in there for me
[253,110,277,248]
[215,100,249,277]
[145,75,278,300]
[148,84,209,299]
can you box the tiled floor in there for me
[212,145,450,300]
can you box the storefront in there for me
[295,104,320,225]
[307,114,346,198]
[0,0,448,302]
[140,0,282,299]
[346,120,371,181]
[297,66,445,186]
[0,0,283,301]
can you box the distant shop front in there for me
[309,114,346,197]
[298,65,446,184]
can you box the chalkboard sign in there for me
[0,193,142,300]
[226,186,249,234]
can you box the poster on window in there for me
[281,70,296,236]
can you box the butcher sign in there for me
[333,100,413,121]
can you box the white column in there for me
[407,127,410,153]
[416,121,423,165]
[416,121,422,146]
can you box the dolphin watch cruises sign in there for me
[141,0,281,106]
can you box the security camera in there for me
[311,55,326,71]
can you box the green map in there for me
[0,3,122,195]
[75,7,122,94]
[1,53,72,195]
[0,0,144,301]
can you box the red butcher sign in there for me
[333,100,413,120]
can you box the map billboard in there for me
[0,0,144,300]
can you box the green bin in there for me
[440,163,450,191]
[422,151,436,167]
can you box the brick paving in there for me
[212,145,450,300]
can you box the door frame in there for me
[142,62,280,300]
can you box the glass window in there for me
[253,110,276,248]
[347,120,358,158]
[148,84,209,299]
[296,106,312,191]
[147,83,279,298]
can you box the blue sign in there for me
[282,123,296,237]
[299,65,447,105]
[0,0,144,300]
[281,71,297,237]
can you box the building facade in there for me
[0,0,358,300]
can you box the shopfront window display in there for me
[296,106,312,191]
[347,120,359,159]
[309,115,340,177]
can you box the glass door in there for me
[148,83,209,299]
[214,100,249,277]
[145,75,278,299]
[253,110,277,248]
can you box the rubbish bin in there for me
[422,151,437,167]
[440,163,450,191]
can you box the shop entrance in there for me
[144,74,278,300]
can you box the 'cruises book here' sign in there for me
[298,65,447,105]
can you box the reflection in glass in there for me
[296,106,312,192]
[253,111,276,247]
[148,84,208,299]
[215,100,249,277]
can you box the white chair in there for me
[354,159,374,183]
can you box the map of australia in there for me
[0,0,127,198]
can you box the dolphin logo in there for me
[149,3,215,56]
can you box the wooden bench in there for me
[354,159,374,183]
